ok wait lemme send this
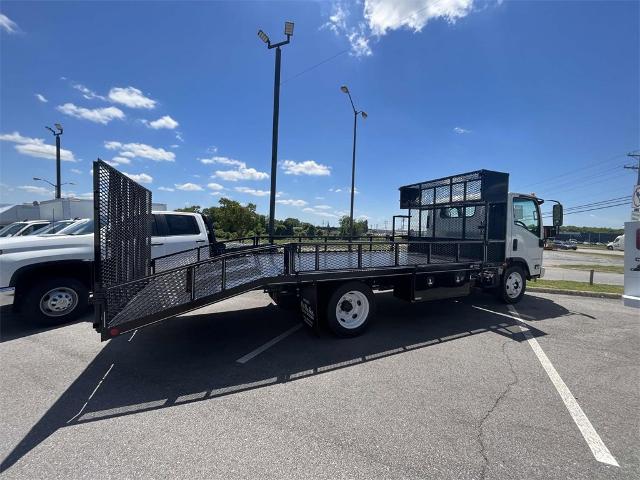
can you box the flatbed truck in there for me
[91,162,563,340]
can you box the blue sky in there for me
[1,0,638,229]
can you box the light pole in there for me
[45,123,63,199]
[258,21,294,241]
[340,85,367,238]
[33,177,74,196]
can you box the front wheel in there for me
[326,281,376,337]
[499,266,526,304]
[21,277,89,326]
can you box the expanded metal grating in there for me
[93,160,152,290]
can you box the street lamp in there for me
[45,123,64,199]
[33,177,74,195]
[340,85,367,238]
[257,21,294,241]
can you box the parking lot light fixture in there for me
[44,123,64,199]
[257,21,295,241]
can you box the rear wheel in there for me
[499,266,526,304]
[326,281,375,337]
[21,277,89,326]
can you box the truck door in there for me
[508,196,543,276]
[157,213,207,256]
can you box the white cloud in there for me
[104,141,175,162]
[453,126,471,134]
[235,186,271,197]
[281,160,331,176]
[365,0,474,36]
[277,198,308,207]
[35,93,48,103]
[57,103,125,124]
[108,86,156,109]
[18,185,52,196]
[70,168,82,174]
[144,115,179,130]
[303,207,338,218]
[314,205,332,210]
[0,13,19,34]
[123,172,153,184]
[158,186,175,192]
[329,188,342,193]
[0,131,76,161]
[200,155,245,167]
[207,182,225,191]
[110,156,131,165]
[325,0,477,56]
[214,166,269,182]
[72,83,106,101]
[170,144,179,149]
[315,196,325,200]
[175,132,184,142]
[175,182,203,191]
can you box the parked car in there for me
[607,235,624,251]
[27,219,78,235]
[0,211,215,325]
[0,220,51,237]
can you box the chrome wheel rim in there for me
[335,291,369,329]
[40,287,78,317]
[505,272,523,299]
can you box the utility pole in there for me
[45,124,64,199]
[625,152,640,185]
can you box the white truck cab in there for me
[507,193,545,278]
[0,211,213,325]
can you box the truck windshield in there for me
[53,219,94,235]
[0,222,27,237]
[29,220,76,235]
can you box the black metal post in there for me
[55,135,61,199]
[349,111,357,238]
[268,46,282,242]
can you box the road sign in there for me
[633,184,640,209]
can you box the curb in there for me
[528,286,622,299]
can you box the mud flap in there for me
[300,284,321,335]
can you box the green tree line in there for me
[176,198,368,239]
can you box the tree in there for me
[338,216,368,237]
[176,205,201,213]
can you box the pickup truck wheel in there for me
[326,282,375,337]
[499,266,526,304]
[23,277,88,326]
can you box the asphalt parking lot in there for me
[1,290,638,479]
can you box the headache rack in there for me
[92,162,509,340]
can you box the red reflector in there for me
[109,328,120,337]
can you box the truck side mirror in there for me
[553,203,563,227]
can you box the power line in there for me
[542,201,629,217]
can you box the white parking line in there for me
[236,324,302,364]
[66,363,115,424]
[473,304,619,467]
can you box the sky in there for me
[0,0,638,229]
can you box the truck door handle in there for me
[512,239,518,251]
[152,243,163,246]
[196,240,206,243]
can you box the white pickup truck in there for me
[0,211,214,325]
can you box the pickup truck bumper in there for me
[0,287,15,307]
[539,267,545,278]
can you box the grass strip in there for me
[530,279,623,294]
[558,264,624,274]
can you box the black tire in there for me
[498,266,526,304]
[268,291,299,312]
[606,246,613,251]
[21,277,89,326]
[326,281,376,337]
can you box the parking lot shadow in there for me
[0,306,92,343]
[1,292,559,472]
